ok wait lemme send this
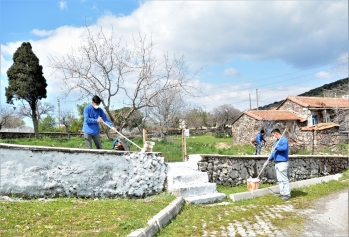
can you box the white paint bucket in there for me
[247,178,260,190]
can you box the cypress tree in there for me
[6,42,47,139]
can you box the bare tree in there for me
[212,104,242,129]
[19,101,55,122]
[49,26,198,132]
[60,110,77,139]
[0,107,24,129]
[184,106,207,130]
[146,87,187,129]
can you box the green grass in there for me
[1,133,347,162]
[0,192,176,237]
[0,134,257,162]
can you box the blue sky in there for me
[1,0,348,126]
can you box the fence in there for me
[143,128,187,162]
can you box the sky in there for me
[1,0,348,127]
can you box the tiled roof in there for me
[300,122,339,131]
[278,96,349,109]
[243,110,306,122]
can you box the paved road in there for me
[202,188,348,236]
[300,188,348,237]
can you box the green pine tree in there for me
[6,42,47,139]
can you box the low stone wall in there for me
[197,154,348,186]
[0,144,167,198]
[0,132,83,139]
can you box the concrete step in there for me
[167,172,209,190]
[170,183,217,198]
[184,193,226,204]
[167,161,199,173]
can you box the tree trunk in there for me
[32,113,39,139]
[30,102,39,139]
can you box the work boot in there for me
[282,195,291,201]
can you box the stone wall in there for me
[197,154,348,186]
[0,144,167,198]
[0,132,84,139]
[278,100,310,123]
[294,127,341,151]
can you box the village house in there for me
[276,96,349,129]
[231,110,306,146]
[231,96,349,152]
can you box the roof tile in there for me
[300,122,339,131]
[280,96,349,108]
[244,110,306,122]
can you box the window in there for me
[312,115,318,125]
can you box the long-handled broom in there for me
[257,128,287,179]
[102,121,146,152]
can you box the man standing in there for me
[264,128,290,201]
[254,129,266,155]
[82,95,117,149]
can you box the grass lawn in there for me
[0,193,176,237]
[0,134,257,162]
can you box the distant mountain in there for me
[258,77,349,110]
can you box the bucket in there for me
[247,178,260,190]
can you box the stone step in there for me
[167,162,199,173]
[184,193,226,204]
[170,183,217,198]
[167,172,209,190]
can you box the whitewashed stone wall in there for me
[0,144,167,198]
[197,155,348,186]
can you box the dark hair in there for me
[271,128,281,134]
[92,95,102,104]
[260,129,265,134]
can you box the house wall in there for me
[231,115,303,147]
[231,114,259,145]
[197,154,348,187]
[278,100,309,120]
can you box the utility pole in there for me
[249,94,251,110]
[57,98,60,127]
[256,89,258,110]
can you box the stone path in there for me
[199,189,348,237]
[200,203,296,236]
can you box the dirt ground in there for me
[215,142,231,149]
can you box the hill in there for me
[259,77,349,110]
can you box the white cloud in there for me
[315,71,330,79]
[31,29,54,37]
[1,0,346,116]
[130,1,346,68]
[223,68,241,77]
[59,1,67,10]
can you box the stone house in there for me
[231,110,306,145]
[276,96,349,130]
